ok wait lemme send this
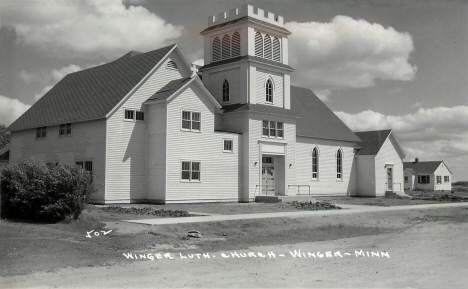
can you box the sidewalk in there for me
[123,202,468,225]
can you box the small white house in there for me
[354,130,406,196]
[404,160,452,191]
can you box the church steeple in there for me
[199,5,293,109]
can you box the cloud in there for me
[285,16,417,92]
[335,106,468,181]
[314,89,331,102]
[2,0,184,58]
[192,59,204,66]
[50,64,83,82]
[0,95,31,126]
[123,0,146,5]
[18,70,36,84]
[34,85,53,101]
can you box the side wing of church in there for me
[8,5,406,204]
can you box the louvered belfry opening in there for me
[231,31,241,57]
[212,36,221,62]
[255,31,263,57]
[264,34,272,60]
[273,37,280,61]
[222,34,231,59]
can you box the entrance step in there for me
[385,191,410,198]
[255,196,282,203]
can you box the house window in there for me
[166,60,177,70]
[181,111,201,131]
[336,149,342,180]
[263,157,273,164]
[312,147,319,180]
[266,79,273,103]
[444,176,450,183]
[437,176,442,184]
[124,109,144,121]
[231,31,241,57]
[59,123,72,136]
[181,161,200,181]
[255,31,263,57]
[212,37,221,62]
[418,175,430,184]
[405,176,409,183]
[222,79,230,102]
[262,120,284,138]
[222,34,231,59]
[36,127,47,139]
[76,161,93,172]
[223,139,233,152]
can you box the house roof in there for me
[146,77,192,102]
[0,144,9,161]
[199,55,294,71]
[290,86,361,143]
[222,103,298,117]
[404,161,451,174]
[9,44,177,132]
[354,130,392,155]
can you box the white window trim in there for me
[180,160,201,182]
[59,123,72,137]
[75,160,93,172]
[180,110,202,132]
[336,148,343,181]
[221,78,230,103]
[124,108,144,122]
[265,77,274,104]
[312,146,319,181]
[223,139,234,153]
[262,120,284,139]
[36,127,47,139]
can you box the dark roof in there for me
[0,144,9,161]
[222,103,298,117]
[354,130,392,155]
[200,16,291,35]
[199,55,294,71]
[404,161,447,174]
[146,77,191,102]
[290,86,361,142]
[9,44,176,132]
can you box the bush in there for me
[1,160,96,223]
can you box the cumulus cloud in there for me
[50,64,83,82]
[335,106,468,181]
[0,95,31,126]
[314,89,331,102]
[285,16,417,92]
[2,0,184,58]
[34,85,54,101]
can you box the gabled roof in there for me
[199,55,294,71]
[404,161,451,174]
[147,77,192,102]
[354,130,392,155]
[222,103,298,117]
[290,86,361,143]
[9,44,177,132]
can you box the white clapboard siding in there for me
[375,136,404,195]
[256,69,283,107]
[106,55,186,202]
[146,102,167,201]
[165,84,240,202]
[295,137,357,196]
[207,68,241,105]
[355,155,376,196]
[9,120,107,202]
[248,115,296,199]
[433,163,452,191]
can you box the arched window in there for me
[312,147,319,180]
[336,149,343,180]
[212,37,221,62]
[255,31,263,57]
[265,79,273,103]
[222,79,229,102]
[222,34,231,60]
[231,31,241,57]
[273,37,281,62]
[166,60,177,70]
[264,34,272,60]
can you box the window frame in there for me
[59,123,72,137]
[336,149,343,180]
[223,139,234,153]
[181,110,201,132]
[312,147,319,180]
[265,78,273,103]
[76,160,93,172]
[36,127,47,139]
[262,120,284,139]
[418,175,430,184]
[222,79,230,103]
[124,108,144,122]
[444,176,450,183]
[181,160,201,182]
[436,175,442,184]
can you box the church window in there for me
[312,147,319,180]
[336,149,343,180]
[222,79,230,102]
[266,79,273,103]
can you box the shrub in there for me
[1,160,96,223]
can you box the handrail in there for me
[255,185,279,197]
[385,182,402,191]
[288,185,311,196]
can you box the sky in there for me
[0,0,467,181]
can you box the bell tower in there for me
[199,5,293,109]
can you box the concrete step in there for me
[255,196,282,203]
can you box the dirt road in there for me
[2,220,467,288]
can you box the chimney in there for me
[414,158,419,164]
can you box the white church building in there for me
[8,5,407,204]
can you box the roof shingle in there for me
[9,44,176,132]
[403,161,446,174]
[354,130,392,155]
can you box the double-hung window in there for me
[36,127,47,139]
[124,109,144,121]
[76,161,93,172]
[436,176,442,184]
[181,111,201,131]
[223,139,233,152]
[262,120,284,138]
[181,161,200,181]
[59,123,72,136]
[444,176,450,183]
[418,175,430,184]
